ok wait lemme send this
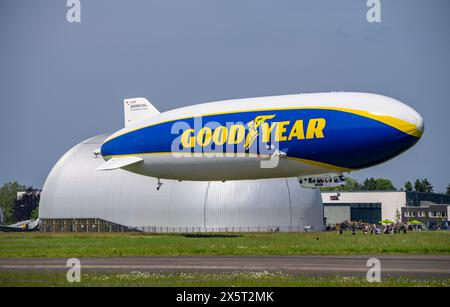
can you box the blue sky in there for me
[0,0,449,192]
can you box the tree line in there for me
[404,179,433,193]
[323,177,450,194]
[0,181,40,225]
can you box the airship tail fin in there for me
[124,97,160,127]
[96,156,143,171]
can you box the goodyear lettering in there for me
[288,120,305,140]
[261,122,278,143]
[197,127,212,146]
[212,126,227,145]
[181,128,195,147]
[275,121,290,142]
[228,125,245,145]
[306,118,326,139]
[180,115,326,148]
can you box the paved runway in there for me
[1,255,449,277]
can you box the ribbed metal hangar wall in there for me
[39,135,324,232]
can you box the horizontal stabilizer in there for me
[96,156,143,171]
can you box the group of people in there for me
[333,220,415,235]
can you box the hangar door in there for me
[350,203,381,224]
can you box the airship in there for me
[97,92,424,189]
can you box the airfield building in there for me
[39,135,324,233]
[322,191,450,228]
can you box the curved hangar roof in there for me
[40,135,323,232]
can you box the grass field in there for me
[0,270,449,287]
[0,231,449,258]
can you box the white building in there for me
[39,135,324,232]
[321,191,450,227]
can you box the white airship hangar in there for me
[39,135,324,232]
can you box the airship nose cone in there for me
[416,115,425,136]
[407,106,424,137]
